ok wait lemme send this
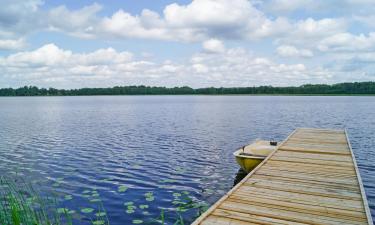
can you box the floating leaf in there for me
[145,196,154,202]
[173,193,181,197]
[92,193,100,197]
[139,204,148,209]
[124,201,133,206]
[81,208,94,213]
[95,212,106,217]
[68,210,76,214]
[90,198,101,203]
[57,208,68,214]
[93,220,105,225]
[64,195,73,200]
[82,190,91,194]
[132,219,143,224]
[83,194,91,198]
[126,209,135,214]
[144,192,153,197]
[118,185,128,193]
[142,211,150,215]
[127,205,136,210]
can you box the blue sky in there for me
[0,0,375,88]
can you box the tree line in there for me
[0,82,375,96]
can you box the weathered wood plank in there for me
[192,128,373,225]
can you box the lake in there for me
[0,96,374,224]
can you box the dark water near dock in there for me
[0,96,374,224]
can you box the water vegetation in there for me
[0,174,209,225]
[1,81,375,96]
[0,176,72,225]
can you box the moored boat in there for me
[233,140,278,173]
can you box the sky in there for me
[0,0,375,88]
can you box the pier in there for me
[193,128,373,225]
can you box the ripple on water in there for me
[0,96,374,224]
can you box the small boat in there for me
[233,140,278,173]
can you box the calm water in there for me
[0,96,374,224]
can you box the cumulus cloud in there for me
[47,3,102,38]
[0,0,43,38]
[0,0,374,86]
[202,39,225,53]
[275,18,347,48]
[276,45,313,57]
[0,0,308,43]
[318,32,375,52]
[0,38,26,50]
[0,43,336,88]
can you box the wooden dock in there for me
[192,128,373,225]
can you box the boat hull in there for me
[235,155,264,173]
[233,140,278,173]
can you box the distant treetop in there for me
[0,82,375,96]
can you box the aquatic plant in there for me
[0,176,72,225]
[153,191,209,225]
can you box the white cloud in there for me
[0,43,346,88]
[47,3,102,38]
[0,0,298,43]
[164,0,257,28]
[94,0,274,42]
[202,39,225,53]
[0,38,26,50]
[276,45,313,57]
[0,0,352,46]
[318,32,375,52]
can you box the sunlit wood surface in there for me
[192,128,373,225]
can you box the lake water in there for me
[0,96,374,224]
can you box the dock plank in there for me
[192,128,373,225]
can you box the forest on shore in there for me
[0,82,375,96]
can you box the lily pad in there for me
[82,190,91,194]
[139,204,148,209]
[118,185,128,193]
[126,209,135,214]
[132,219,143,224]
[95,212,106,217]
[127,205,136,210]
[57,208,68,214]
[90,198,101,203]
[93,220,105,225]
[145,196,154,202]
[64,195,73,200]
[124,201,133,206]
[173,192,181,197]
[81,208,94,213]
